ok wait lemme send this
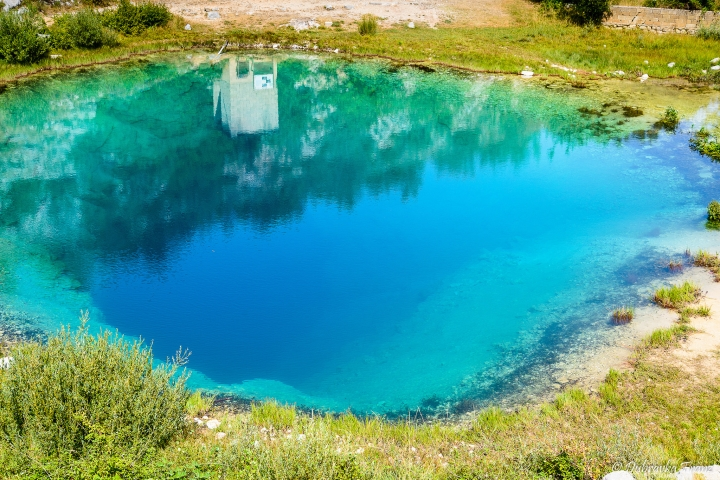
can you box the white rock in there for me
[0,357,12,369]
[614,70,625,75]
[206,419,221,429]
[344,4,354,9]
[2,0,20,10]
[668,62,675,67]
[325,21,333,27]
[712,65,720,71]
[50,54,62,59]
[712,57,720,63]
[407,21,414,28]
[325,4,334,9]
[676,466,720,480]
[602,472,635,480]
[639,73,649,82]
[520,70,534,77]
[202,415,209,420]
[207,11,220,19]
[644,60,649,64]
[184,24,192,30]
[215,432,227,439]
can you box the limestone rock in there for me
[407,21,415,28]
[712,57,720,64]
[711,65,720,71]
[676,465,720,480]
[207,11,220,20]
[184,24,192,30]
[668,62,675,67]
[639,73,649,82]
[215,432,226,439]
[206,419,221,430]
[602,472,634,480]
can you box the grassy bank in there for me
[1,264,720,479]
[5,10,720,86]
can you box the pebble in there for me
[184,24,192,30]
[712,57,720,63]
[206,419,221,429]
[602,472,635,480]
[668,62,675,67]
[407,21,415,28]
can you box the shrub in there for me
[709,200,720,223]
[0,314,190,459]
[51,9,117,49]
[611,306,634,324]
[0,9,49,64]
[568,0,612,26]
[102,0,172,36]
[655,106,679,131]
[530,450,585,479]
[697,23,720,40]
[358,14,378,35]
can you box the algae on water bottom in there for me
[0,53,719,413]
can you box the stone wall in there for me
[604,5,719,33]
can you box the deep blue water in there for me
[1,54,719,413]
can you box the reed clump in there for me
[611,306,634,324]
[652,281,701,309]
[693,249,720,281]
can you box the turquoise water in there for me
[0,54,718,413]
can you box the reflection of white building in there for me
[213,57,279,135]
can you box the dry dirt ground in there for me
[171,0,519,30]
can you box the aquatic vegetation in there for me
[654,106,679,131]
[668,260,684,272]
[652,281,701,309]
[0,9,49,64]
[690,128,720,162]
[101,0,172,36]
[358,14,378,36]
[708,200,720,223]
[50,9,118,50]
[611,306,634,324]
[0,314,189,459]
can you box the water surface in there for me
[1,54,718,413]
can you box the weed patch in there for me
[653,281,701,309]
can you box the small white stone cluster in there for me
[193,416,226,440]
[602,465,720,480]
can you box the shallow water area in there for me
[1,53,719,414]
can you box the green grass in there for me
[186,390,216,417]
[6,9,720,85]
[653,281,702,309]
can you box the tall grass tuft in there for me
[186,390,215,417]
[250,400,297,430]
[653,281,701,309]
[358,14,378,36]
[0,313,190,460]
[611,306,635,324]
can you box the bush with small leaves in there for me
[0,9,49,64]
[102,0,172,36]
[51,9,117,49]
[0,314,190,459]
